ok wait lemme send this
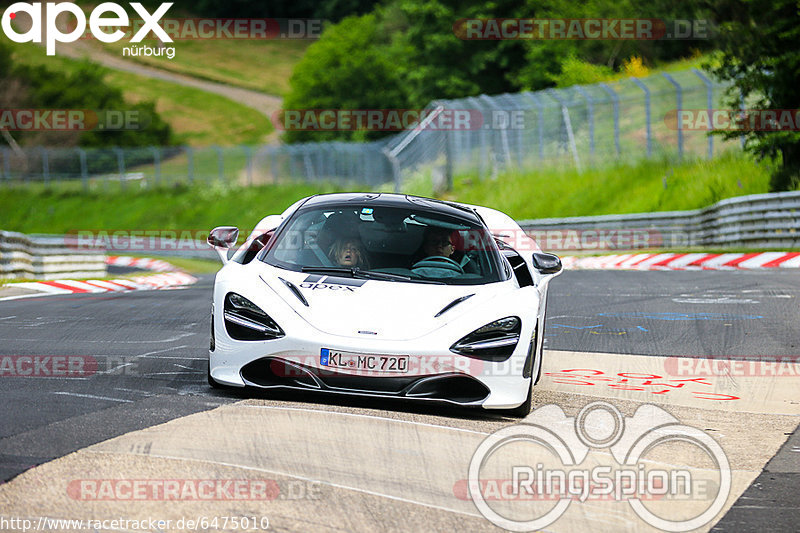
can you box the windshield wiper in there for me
[354,269,412,281]
[301,266,354,275]
[302,266,410,282]
[300,266,439,283]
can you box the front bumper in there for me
[240,357,492,406]
[210,330,533,409]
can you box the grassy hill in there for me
[5,38,276,146]
[98,37,310,97]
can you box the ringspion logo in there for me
[1,2,173,55]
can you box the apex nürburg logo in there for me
[1,2,173,55]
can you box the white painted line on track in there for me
[52,392,133,403]
[137,345,190,358]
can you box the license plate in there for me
[320,348,409,374]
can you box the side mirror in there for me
[532,252,562,274]
[208,226,239,263]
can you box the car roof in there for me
[297,193,482,223]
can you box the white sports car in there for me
[207,193,562,416]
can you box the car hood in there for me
[260,265,513,341]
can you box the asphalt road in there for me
[0,270,798,531]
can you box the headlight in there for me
[223,292,284,341]
[450,316,521,361]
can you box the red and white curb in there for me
[561,251,800,270]
[1,256,198,300]
[104,255,180,272]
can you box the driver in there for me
[410,228,457,266]
[411,228,478,274]
[420,229,455,259]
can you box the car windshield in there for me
[262,204,507,285]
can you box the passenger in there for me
[329,238,370,269]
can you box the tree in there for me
[282,13,410,143]
[709,0,800,191]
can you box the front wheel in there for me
[505,378,534,417]
[207,361,223,389]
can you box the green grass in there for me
[6,39,274,145]
[0,150,789,237]
[0,181,352,234]
[154,256,222,274]
[442,151,784,220]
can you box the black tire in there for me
[506,317,544,417]
[506,378,534,418]
[533,325,545,385]
[207,361,223,389]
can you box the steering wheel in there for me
[411,256,464,274]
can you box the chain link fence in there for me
[0,68,739,192]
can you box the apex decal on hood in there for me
[299,275,366,292]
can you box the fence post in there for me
[287,146,298,180]
[546,89,581,171]
[480,95,511,172]
[496,94,523,167]
[467,97,488,179]
[268,147,278,182]
[78,148,88,192]
[186,146,194,185]
[151,146,161,187]
[114,147,125,190]
[524,92,546,161]
[382,146,401,192]
[244,145,253,186]
[40,147,50,186]
[630,77,652,158]
[303,151,316,181]
[214,145,224,182]
[599,83,620,156]
[662,73,683,160]
[739,90,746,150]
[574,85,595,157]
[1,147,8,184]
[692,68,714,159]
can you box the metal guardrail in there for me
[0,231,107,280]
[2,192,795,282]
[518,191,800,250]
